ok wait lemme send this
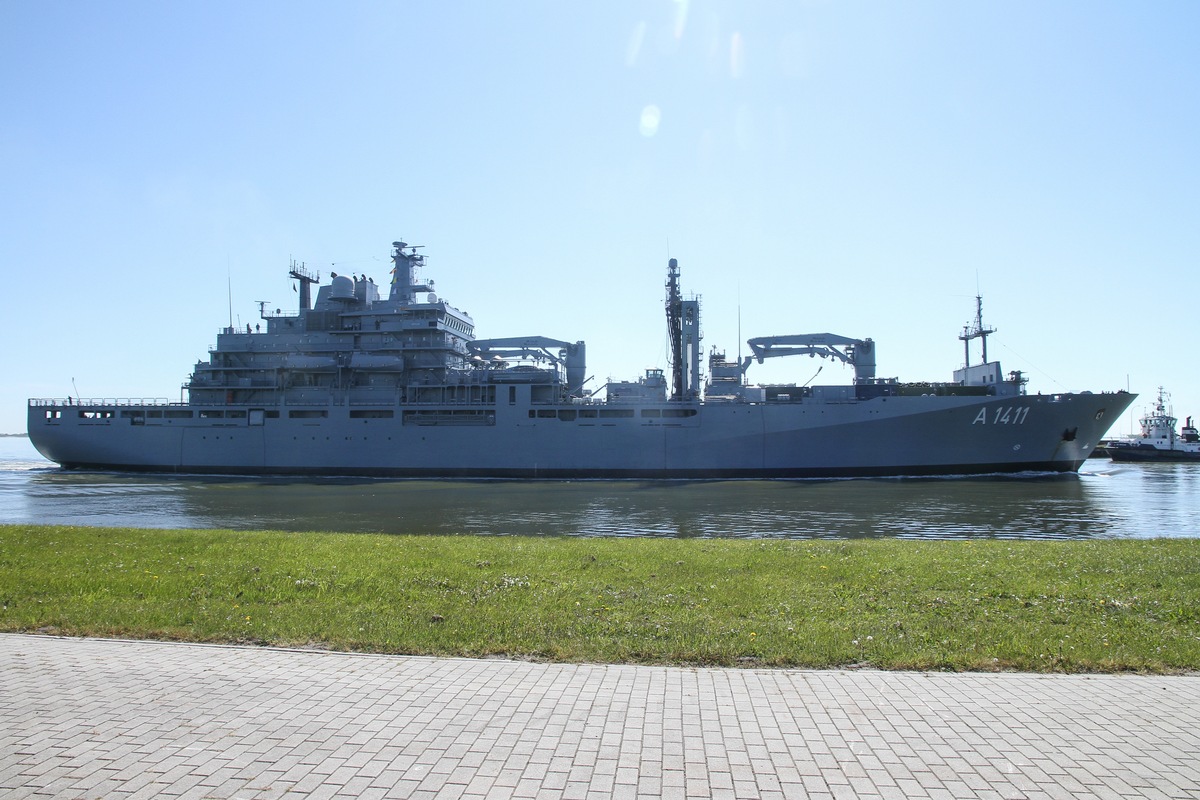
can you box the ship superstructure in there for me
[29,238,1133,478]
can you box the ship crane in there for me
[743,334,877,383]
[468,337,587,397]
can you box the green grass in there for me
[2,524,1198,672]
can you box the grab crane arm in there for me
[469,336,588,397]
[745,334,876,382]
[469,337,579,366]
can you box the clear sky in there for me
[3,1,1197,436]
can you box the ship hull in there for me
[28,392,1134,479]
[1108,445,1200,463]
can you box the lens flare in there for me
[673,0,689,39]
[625,20,646,67]
[639,105,661,137]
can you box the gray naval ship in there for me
[28,239,1133,478]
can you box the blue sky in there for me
[3,1,1197,436]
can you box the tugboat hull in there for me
[1108,445,1200,463]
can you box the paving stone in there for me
[3,634,1199,799]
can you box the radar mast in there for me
[959,295,995,367]
[289,262,319,313]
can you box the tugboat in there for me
[1108,388,1200,462]
[27,237,1134,478]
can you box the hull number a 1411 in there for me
[973,406,1030,425]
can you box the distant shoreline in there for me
[0,433,29,438]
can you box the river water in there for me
[1,436,1196,539]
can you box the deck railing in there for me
[28,398,174,408]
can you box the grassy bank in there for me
[2,524,1198,672]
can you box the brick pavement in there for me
[2,633,1198,799]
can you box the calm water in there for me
[2,436,1197,539]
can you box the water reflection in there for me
[0,468,1173,540]
[3,437,1196,539]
